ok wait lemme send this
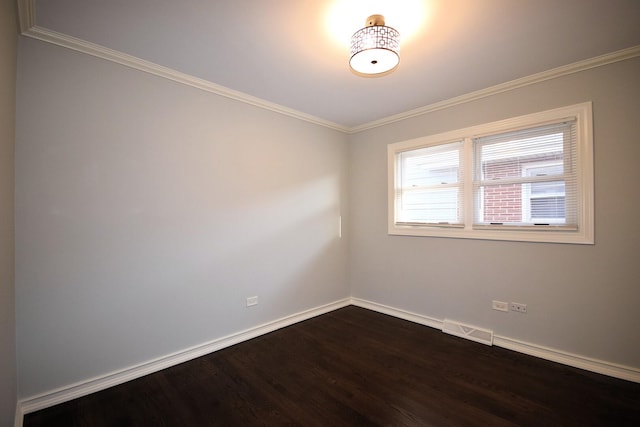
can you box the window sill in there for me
[389,223,593,244]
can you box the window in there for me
[473,121,576,227]
[388,103,594,244]
[396,141,463,225]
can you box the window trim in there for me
[388,102,594,244]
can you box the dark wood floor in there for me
[25,306,640,426]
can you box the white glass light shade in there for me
[350,19,400,76]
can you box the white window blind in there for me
[395,141,464,226]
[472,120,577,229]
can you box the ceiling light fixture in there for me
[349,14,400,76]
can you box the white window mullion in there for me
[463,137,474,230]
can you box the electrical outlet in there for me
[510,302,527,313]
[492,300,509,312]
[246,296,258,307]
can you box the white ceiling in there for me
[28,0,640,130]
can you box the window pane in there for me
[402,147,459,186]
[473,121,574,226]
[401,188,459,223]
[396,141,463,224]
[531,180,565,196]
[531,196,566,219]
[526,163,563,178]
[526,179,566,222]
[478,183,523,223]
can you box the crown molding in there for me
[18,23,350,133]
[349,45,640,133]
[15,0,640,135]
[16,0,35,33]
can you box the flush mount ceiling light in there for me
[349,14,400,76]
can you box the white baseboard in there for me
[493,335,640,383]
[15,298,351,424]
[351,297,443,330]
[14,401,21,427]
[351,297,640,384]
[15,296,640,427]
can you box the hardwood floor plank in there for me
[24,306,640,426]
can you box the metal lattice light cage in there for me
[349,15,400,76]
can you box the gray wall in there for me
[0,0,17,424]
[15,37,349,398]
[349,57,640,368]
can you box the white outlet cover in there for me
[492,300,509,312]
[510,302,527,313]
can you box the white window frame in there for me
[388,102,594,244]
